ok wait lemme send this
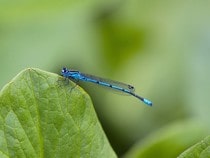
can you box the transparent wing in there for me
[81,73,135,93]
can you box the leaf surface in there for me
[0,68,116,158]
[178,136,210,158]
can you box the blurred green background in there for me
[0,0,210,157]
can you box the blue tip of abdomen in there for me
[143,98,153,106]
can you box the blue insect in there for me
[61,67,152,106]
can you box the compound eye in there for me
[62,67,67,73]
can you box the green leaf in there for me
[178,136,210,158]
[0,68,116,158]
[123,120,209,158]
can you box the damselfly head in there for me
[61,67,69,77]
[62,67,67,73]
